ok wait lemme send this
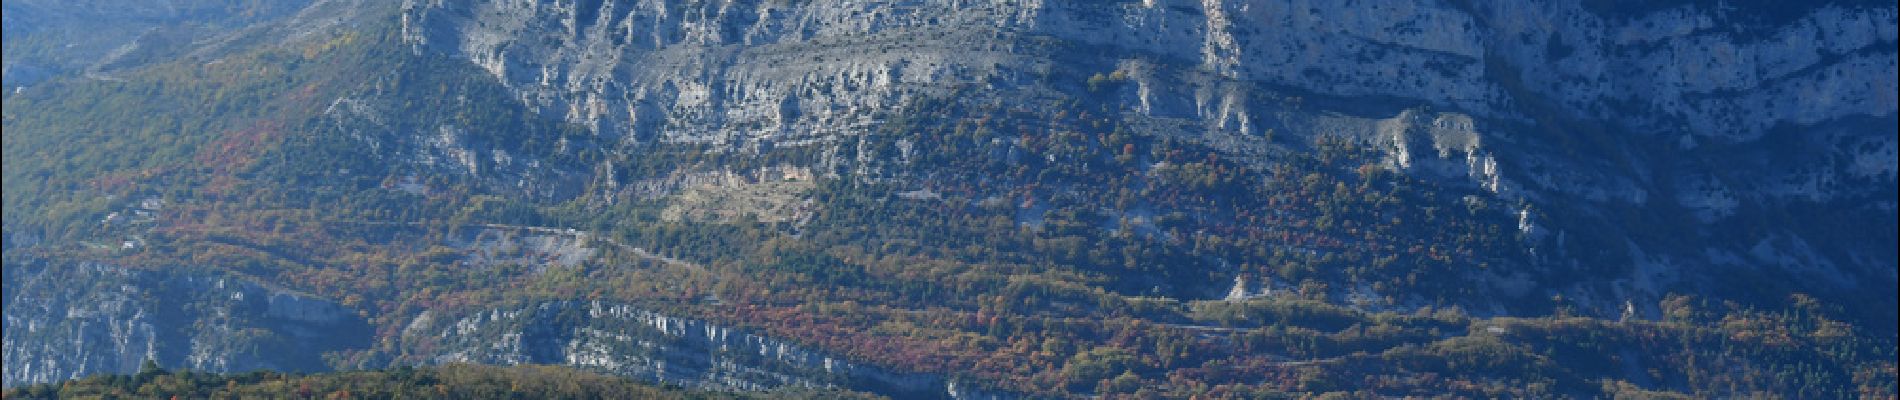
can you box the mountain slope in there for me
[3,0,1895,398]
[390,0,1898,325]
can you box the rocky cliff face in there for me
[398,0,1894,143]
[399,301,1002,399]
[395,0,1896,314]
[1,259,372,387]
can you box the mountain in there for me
[4,0,1895,398]
[0,0,316,86]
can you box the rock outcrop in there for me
[1,259,372,387]
[400,300,1004,399]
